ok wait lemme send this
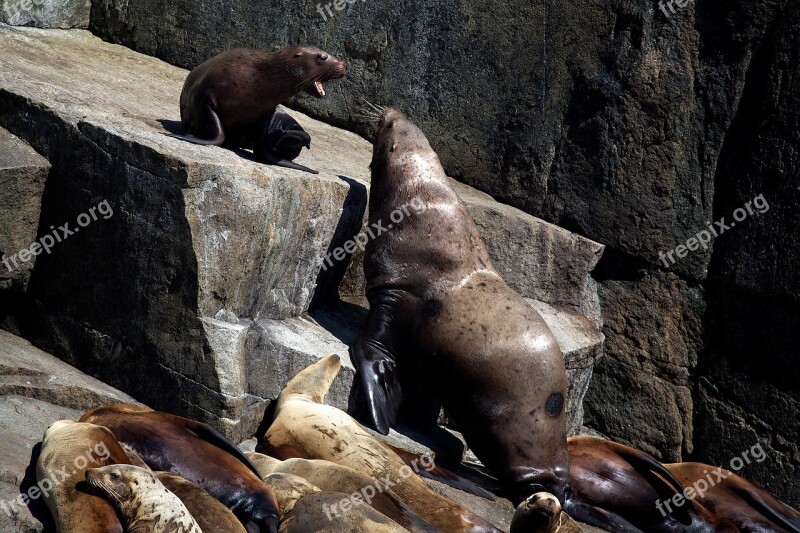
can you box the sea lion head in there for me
[84,465,142,513]
[278,46,347,98]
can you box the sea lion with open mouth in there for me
[169,45,346,171]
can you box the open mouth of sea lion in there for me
[305,65,347,98]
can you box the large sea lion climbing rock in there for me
[354,107,570,503]
[261,354,502,533]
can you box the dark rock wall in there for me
[88,0,799,501]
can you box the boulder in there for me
[1,0,89,28]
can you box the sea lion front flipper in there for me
[353,290,417,435]
[165,132,226,146]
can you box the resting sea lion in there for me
[261,354,502,532]
[565,436,737,532]
[36,420,130,533]
[85,465,202,533]
[155,472,248,533]
[666,462,800,533]
[80,404,280,533]
[246,451,438,532]
[510,492,582,533]
[354,107,570,503]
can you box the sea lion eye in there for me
[294,52,303,58]
[110,473,120,481]
[316,53,329,62]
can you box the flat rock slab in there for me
[0,329,142,532]
[0,126,49,292]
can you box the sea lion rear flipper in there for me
[385,443,496,500]
[260,151,319,174]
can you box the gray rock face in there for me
[1,0,89,28]
[0,25,603,445]
[0,127,48,293]
[0,329,140,533]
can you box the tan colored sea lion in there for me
[36,420,131,533]
[511,492,582,533]
[155,472,248,533]
[85,464,202,533]
[246,451,438,532]
[261,471,408,532]
[354,107,570,504]
[261,354,502,532]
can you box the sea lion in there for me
[253,107,318,174]
[354,107,570,503]
[170,46,345,164]
[564,436,737,532]
[85,465,202,533]
[80,404,280,533]
[262,471,408,532]
[511,493,582,533]
[155,472,248,533]
[36,420,131,533]
[246,451,438,532]
[666,462,800,532]
[261,354,502,532]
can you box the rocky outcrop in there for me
[0,126,48,293]
[84,0,800,502]
[0,329,139,533]
[0,25,603,446]
[0,0,89,28]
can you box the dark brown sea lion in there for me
[85,465,202,533]
[155,472,248,533]
[564,436,738,532]
[666,462,800,533]
[354,107,570,503]
[261,354,502,533]
[169,46,346,154]
[79,404,280,533]
[36,420,131,533]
